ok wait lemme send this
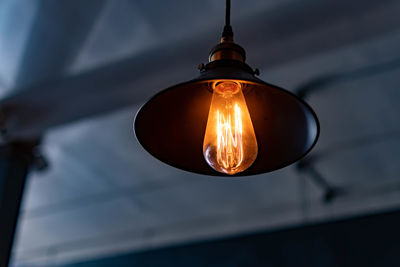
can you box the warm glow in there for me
[203,81,258,174]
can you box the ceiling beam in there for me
[14,0,107,89]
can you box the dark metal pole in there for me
[0,141,38,267]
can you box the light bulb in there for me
[203,81,258,175]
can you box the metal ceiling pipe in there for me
[0,140,39,267]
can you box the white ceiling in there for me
[0,0,399,266]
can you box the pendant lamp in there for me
[134,0,319,176]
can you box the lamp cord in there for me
[225,0,231,26]
[222,0,233,38]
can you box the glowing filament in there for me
[216,104,243,169]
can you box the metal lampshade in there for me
[135,59,319,176]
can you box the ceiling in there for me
[0,0,399,266]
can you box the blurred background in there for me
[0,0,400,266]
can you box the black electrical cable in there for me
[226,0,231,26]
[222,0,233,38]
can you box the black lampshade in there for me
[134,59,319,176]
